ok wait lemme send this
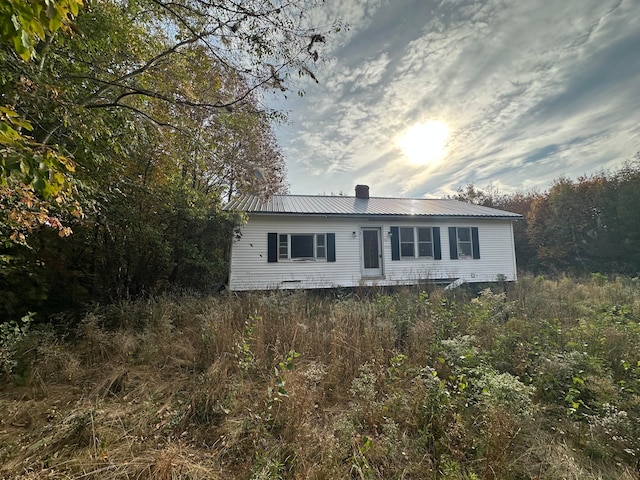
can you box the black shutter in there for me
[327,233,336,262]
[433,227,441,260]
[267,233,277,263]
[471,227,480,259]
[449,227,458,259]
[390,227,400,260]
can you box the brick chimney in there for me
[355,184,370,199]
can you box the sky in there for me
[271,0,640,198]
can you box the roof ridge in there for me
[236,193,449,201]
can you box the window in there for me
[275,233,327,260]
[456,227,472,258]
[391,226,440,260]
[291,234,314,259]
[316,234,326,259]
[279,234,288,260]
[417,227,433,257]
[400,227,415,257]
[448,227,480,260]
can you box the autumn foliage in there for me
[454,159,640,276]
[1,0,336,318]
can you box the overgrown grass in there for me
[1,275,640,479]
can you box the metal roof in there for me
[223,194,522,219]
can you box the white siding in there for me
[228,215,518,291]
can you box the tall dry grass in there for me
[1,276,639,479]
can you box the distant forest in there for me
[453,158,640,276]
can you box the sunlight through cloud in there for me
[398,121,449,165]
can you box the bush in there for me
[0,312,34,380]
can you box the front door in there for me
[361,227,382,277]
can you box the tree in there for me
[452,182,498,207]
[453,160,640,276]
[1,0,85,246]
[0,0,83,61]
[493,192,541,272]
[2,0,333,245]
[1,0,335,316]
[608,160,640,272]
[525,165,640,274]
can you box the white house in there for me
[224,185,521,291]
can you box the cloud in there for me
[276,0,640,198]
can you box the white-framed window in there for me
[316,233,326,259]
[455,227,472,258]
[399,227,435,259]
[448,226,479,260]
[278,233,326,260]
[278,234,288,260]
[417,227,434,257]
[400,227,415,258]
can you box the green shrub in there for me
[0,312,34,380]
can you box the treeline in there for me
[454,159,640,275]
[1,0,332,320]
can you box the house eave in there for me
[233,211,523,220]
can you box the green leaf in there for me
[11,14,21,31]
[33,175,46,194]
[46,2,57,20]
[69,0,80,16]
[49,15,61,32]
[19,159,30,174]
[20,29,30,49]
[32,18,46,39]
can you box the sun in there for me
[398,121,449,165]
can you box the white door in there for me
[361,227,382,277]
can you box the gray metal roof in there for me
[224,194,522,219]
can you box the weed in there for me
[0,312,34,380]
[1,278,640,479]
[236,314,260,372]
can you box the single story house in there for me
[223,185,521,291]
